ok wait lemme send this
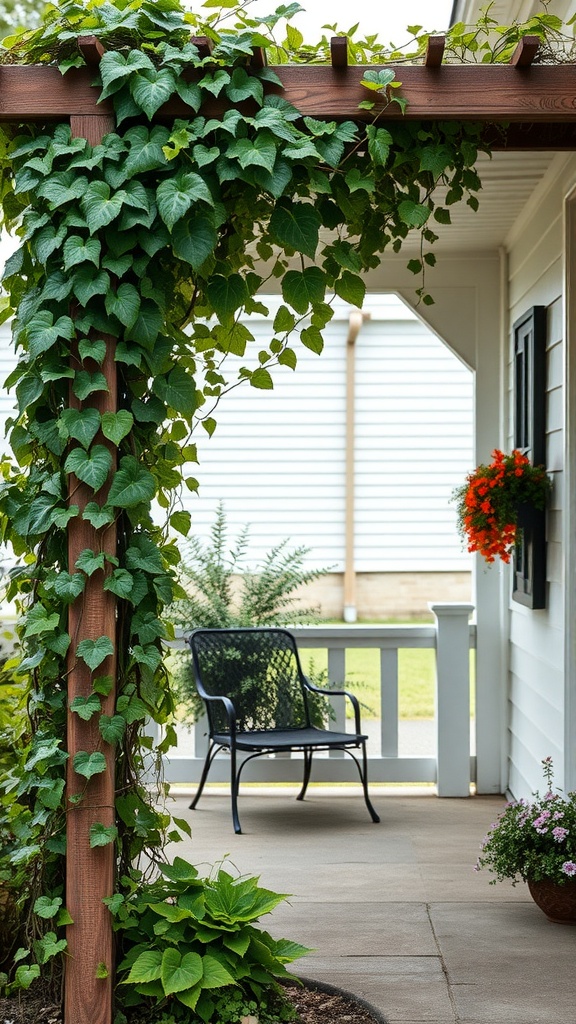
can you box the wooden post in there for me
[65,111,116,1024]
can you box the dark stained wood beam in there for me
[1,63,576,133]
[77,34,105,66]
[250,46,267,69]
[424,35,445,68]
[510,34,540,67]
[190,35,213,60]
[331,36,348,69]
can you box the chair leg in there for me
[360,740,380,823]
[296,748,313,801]
[230,743,242,834]
[189,741,218,810]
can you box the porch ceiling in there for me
[402,149,557,253]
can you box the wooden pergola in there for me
[4,32,576,1024]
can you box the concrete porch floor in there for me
[168,786,576,1024]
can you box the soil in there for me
[0,983,382,1024]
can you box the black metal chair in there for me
[187,626,380,833]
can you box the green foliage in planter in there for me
[111,856,308,1023]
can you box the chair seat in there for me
[213,727,366,752]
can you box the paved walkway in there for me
[169,786,576,1024]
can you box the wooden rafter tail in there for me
[190,35,214,59]
[331,36,348,69]
[77,34,106,66]
[250,46,267,69]
[510,35,540,67]
[425,35,445,68]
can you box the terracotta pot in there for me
[527,877,576,924]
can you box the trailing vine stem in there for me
[3,0,567,1002]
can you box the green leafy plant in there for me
[476,758,576,886]
[111,856,308,1023]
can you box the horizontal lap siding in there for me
[505,156,576,796]
[190,302,474,572]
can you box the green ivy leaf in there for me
[23,605,59,638]
[75,549,106,575]
[99,714,126,744]
[73,750,108,779]
[269,199,321,259]
[250,368,274,390]
[361,68,396,91]
[172,214,217,270]
[300,326,324,355]
[33,896,62,919]
[281,267,326,314]
[153,366,197,418]
[64,445,112,491]
[334,271,366,307]
[89,823,118,848]
[101,410,134,445]
[52,571,86,603]
[205,274,249,323]
[156,173,213,230]
[63,235,101,270]
[82,503,115,529]
[107,456,156,508]
[78,338,107,365]
[27,311,75,358]
[70,693,102,721]
[130,67,177,119]
[73,370,109,400]
[398,200,431,227]
[76,636,114,672]
[61,408,101,449]
[105,283,141,330]
[103,568,134,599]
[81,181,125,232]
[170,510,191,536]
[71,268,110,305]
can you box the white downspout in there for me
[343,309,370,624]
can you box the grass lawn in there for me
[302,646,476,720]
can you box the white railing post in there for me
[327,646,346,756]
[429,603,475,797]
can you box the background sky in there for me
[245,1,455,45]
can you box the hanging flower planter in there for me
[453,449,551,564]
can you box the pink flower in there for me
[552,827,569,842]
[553,811,565,820]
[561,861,576,876]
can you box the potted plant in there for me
[475,757,576,923]
[453,448,550,564]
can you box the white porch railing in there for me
[161,602,476,796]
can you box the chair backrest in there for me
[189,627,311,735]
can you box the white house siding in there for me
[188,295,474,582]
[505,155,576,796]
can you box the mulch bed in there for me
[0,982,384,1024]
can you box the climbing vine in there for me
[0,0,568,1011]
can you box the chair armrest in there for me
[197,691,237,737]
[303,677,362,735]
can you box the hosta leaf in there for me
[159,857,199,884]
[76,635,114,672]
[89,823,118,848]
[61,408,101,449]
[201,955,235,989]
[64,445,112,491]
[101,410,134,445]
[107,456,156,508]
[269,199,320,259]
[73,750,107,779]
[127,950,162,984]
[161,949,203,997]
[70,693,102,721]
